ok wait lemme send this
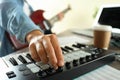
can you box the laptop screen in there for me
[98,7,120,29]
[93,4,120,33]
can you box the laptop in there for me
[72,4,120,37]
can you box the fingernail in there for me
[58,60,64,66]
[53,65,58,70]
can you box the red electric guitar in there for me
[8,5,71,50]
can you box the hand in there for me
[26,30,64,69]
[58,12,64,21]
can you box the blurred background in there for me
[25,0,120,34]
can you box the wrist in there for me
[26,30,43,43]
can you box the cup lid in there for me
[93,25,112,31]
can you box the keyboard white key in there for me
[36,62,50,70]
[26,63,41,73]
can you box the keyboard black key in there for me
[77,43,86,47]
[26,54,35,62]
[61,47,69,53]
[18,55,27,64]
[64,46,74,51]
[9,57,18,66]
[72,44,80,48]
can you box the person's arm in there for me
[0,1,64,69]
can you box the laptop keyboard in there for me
[110,33,120,48]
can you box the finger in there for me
[49,34,64,67]
[35,41,48,64]
[29,43,41,62]
[42,35,58,69]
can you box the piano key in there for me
[77,43,88,47]
[72,44,85,49]
[0,58,8,69]
[26,54,35,62]
[22,53,31,63]
[64,56,73,62]
[69,44,79,50]
[26,63,38,68]
[64,46,74,51]
[13,54,23,65]
[72,44,80,49]
[2,55,15,67]
[9,57,18,66]
[36,62,50,70]
[61,47,69,53]
[18,55,27,64]
[26,63,41,73]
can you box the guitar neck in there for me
[49,5,71,26]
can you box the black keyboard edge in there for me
[42,52,115,80]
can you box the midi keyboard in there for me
[0,43,115,80]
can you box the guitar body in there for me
[30,10,47,30]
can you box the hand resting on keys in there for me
[26,30,64,69]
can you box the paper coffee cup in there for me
[93,25,112,50]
